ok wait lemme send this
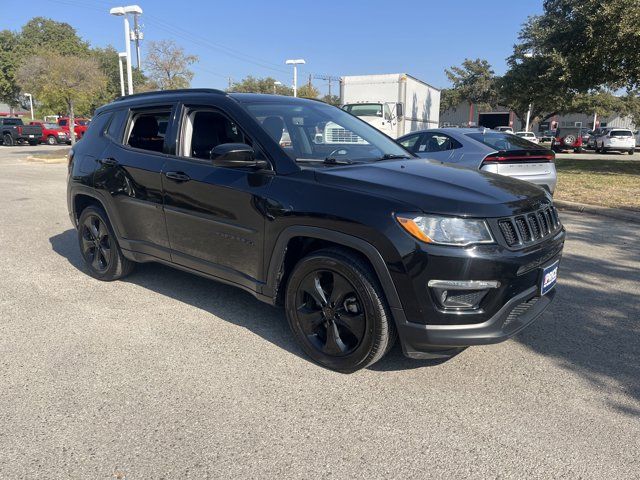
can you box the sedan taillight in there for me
[482,152,555,163]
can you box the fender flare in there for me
[264,226,402,310]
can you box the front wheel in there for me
[285,248,396,372]
[2,133,14,146]
[78,206,134,281]
[46,135,57,145]
[628,150,635,155]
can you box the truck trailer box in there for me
[339,73,440,138]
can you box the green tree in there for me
[444,58,499,110]
[17,17,89,58]
[517,0,640,91]
[321,94,340,106]
[17,53,106,144]
[296,83,319,99]
[0,30,20,107]
[144,40,198,90]
[229,76,293,95]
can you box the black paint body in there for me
[67,90,565,359]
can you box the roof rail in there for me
[114,88,226,102]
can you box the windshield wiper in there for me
[376,154,412,161]
[324,157,354,165]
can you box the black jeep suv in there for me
[67,89,564,372]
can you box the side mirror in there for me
[210,143,268,169]
[396,103,404,118]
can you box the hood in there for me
[315,159,551,218]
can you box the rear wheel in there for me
[28,140,38,146]
[285,248,395,372]
[3,133,14,146]
[78,206,134,281]
[629,150,635,155]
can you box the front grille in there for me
[497,206,561,248]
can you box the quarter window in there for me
[399,133,421,150]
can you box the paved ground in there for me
[0,146,638,479]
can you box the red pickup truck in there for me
[57,117,90,140]
[29,121,70,145]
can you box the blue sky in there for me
[2,0,543,94]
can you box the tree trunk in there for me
[68,99,76,145]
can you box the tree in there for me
[17,17,89,58]
[296,83,319,99]
[0,30,20,107]
[517,0,640,91]
[444,58,499,110]
[144,40,198,90]
[17,54,106,144]
[321,94,340,106]
[229,76,293,95]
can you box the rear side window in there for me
[417,132,462,152]
[125,109,171,153]
[3,118,22,126]
[467,132,541,151]
[82,112,112,140]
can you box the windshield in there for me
[243,101,409,164]
[44,123,58,129]
[342,103,383,117]
[467,132,543,151]
[610,130,632,137]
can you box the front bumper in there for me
[390,226,565,359]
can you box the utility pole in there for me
[314,74,339,99]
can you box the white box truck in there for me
[339,73,440,139]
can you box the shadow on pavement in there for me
[515,214,640,415]
[49,229,447,372]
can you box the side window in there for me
[126,109,171,153]
[83,112,112,140]
[59,119,67,127]
[399,133,421,151]
[106,110,126,142]
[181,108,266,162]
[383,104,392,121]
[417,133,461,152]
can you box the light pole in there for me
[273,81,282,94]
[109,5,143,95]
[525,103,532,132]
[285,59,305,97]
[118,52,127,96]
[24,93,34,120]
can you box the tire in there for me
[628,150,634,155]
[46,135,57,145]
[3,133,14,146]
[77,206,135,281]
[285,248,396,373]
[574,147,583,153]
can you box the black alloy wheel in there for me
[77,206,134,281]
[3,133,13,146]
[295,269,366,356]
[285,248,395,372]
[80,214,112,274]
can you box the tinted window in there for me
[399,133,421,150]
[83,112,112,140]
[126,110,171,153]
[106,110,126,142]
[3,118,22,126]
[610,130,632,137]
[417,133,461,152]
[466,132,541,151]
[183,110,246,160]
[59,119,67,126]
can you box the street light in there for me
[23,93,34,120]
[110,5,143,95]
[285,59,305,97]
[273,80,282,94]
[118,52,127,97]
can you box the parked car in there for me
[58,117,90,139]
[551,127,584,153]
[495,126,514,133]
[586,128,607,149]
[538,130,556,143]
[29,121,70,145]
[515,131,539,144]
[635,130,640,149]
[593,128,635,154]
[397,128,557,193]
[67,89,564,372]
[0,117,42,146]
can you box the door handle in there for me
[98,157,118,166]
[165,171,191,182]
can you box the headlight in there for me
[396,214,494,246]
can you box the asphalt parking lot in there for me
[0,145,638,479]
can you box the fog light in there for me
[428,280,500,310]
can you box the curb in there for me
[554,199,640,224]
[25,155,67,164]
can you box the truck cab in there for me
[342,102,399,137]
